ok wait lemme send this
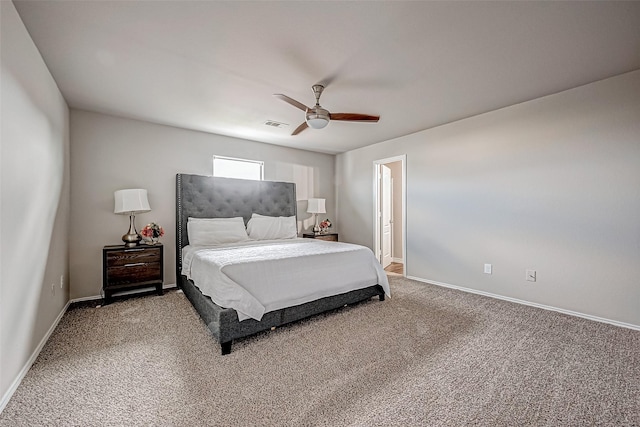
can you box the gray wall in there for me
[69,110,335,299]
[337,70,640,327]
[1,1,70,405]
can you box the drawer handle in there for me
[124,262,146,267]
[124,248,145,252]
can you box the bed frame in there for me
[176,174,385,355]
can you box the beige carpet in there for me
[1,276,639,426]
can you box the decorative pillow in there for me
[187,217,249,245]
[246,214,297,240]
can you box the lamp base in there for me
[313,213,321,234]
[122,213,141,247]
[122,232,141,247]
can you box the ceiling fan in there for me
[274,84,380,136]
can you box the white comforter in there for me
[182,238,390,321]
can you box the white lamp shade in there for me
[307,198,326,214]
[114,189,151,214]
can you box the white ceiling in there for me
[14,1,640,154]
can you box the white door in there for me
[381,164,393,268]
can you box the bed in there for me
[176,174,389,354]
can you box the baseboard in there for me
[0,300,70,414]
[69,283,178,303]
[392,257,403,264]
[406,275,640,332]
[69,294,102,303]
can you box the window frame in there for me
[212,155,264,181]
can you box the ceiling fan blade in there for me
[291,122,309,136]
[274,94,309,112]
[330,113,380,122]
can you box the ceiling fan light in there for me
[306,117,329,129]
[306,107,330,129]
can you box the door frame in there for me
[373,155,407,276]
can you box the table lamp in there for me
[307,198,326,234]
[114,189,151,247]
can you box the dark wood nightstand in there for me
[102,244,163,305]
[302,233,338,242]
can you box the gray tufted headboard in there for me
[175,174,297,278]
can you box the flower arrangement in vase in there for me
[141,222,164,244]
[319,218,332,234]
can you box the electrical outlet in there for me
[484,264,492,274]
[526,269,537,282]
[51,283,56,295]
[60,275,64,288]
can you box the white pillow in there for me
[246,215,297,240]
[187,217,249,245]
[188,216,242,222]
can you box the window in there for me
[213,156,264,181]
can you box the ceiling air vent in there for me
[264,120,289,128]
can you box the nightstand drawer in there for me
[303,233,338,242]
[106,247,161,267]
[314,234,338,242]
[106,262,162,286]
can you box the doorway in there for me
[373,155,406,277]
